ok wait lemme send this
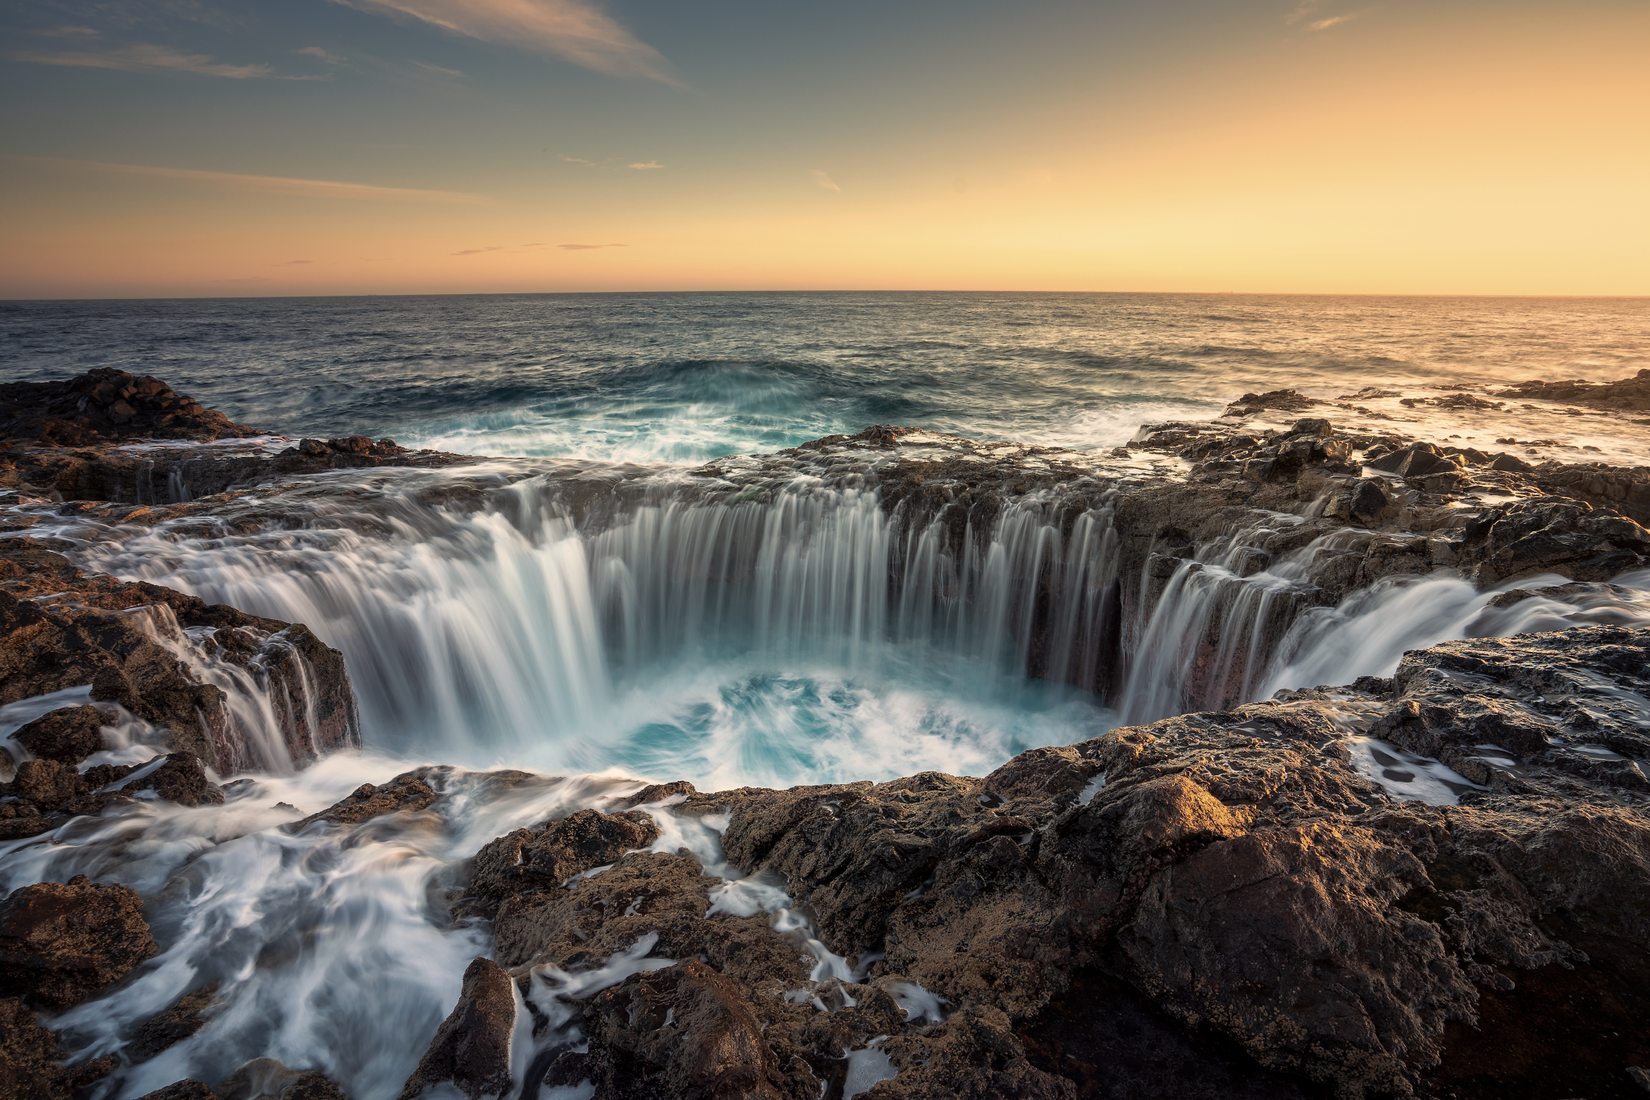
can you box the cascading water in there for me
[73,469,1125,782]
[69,463,1650,777]
[17,457,1650,1100]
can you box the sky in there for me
[1,0,1647,298]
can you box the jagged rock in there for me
[398,958,515,1100]
[1366,441,1463,478]
[12,704,105,764]
[0,540,357,774]
[0,875,158,1009]
[123,753,226,807]
[0,997,74,1100]
[1225,389,1315,414]
[295,770,440,829]
[220,1058,346,1100]
[9,758,94,814]
[136,1083,219,1100]
[0,369,256,446]
[582,959,816,1100]
[462,808,659,916]
[1464,498,1650,584]
[1496,368,1650,413]
[1348,477,1390,524]
[491,850,813,993]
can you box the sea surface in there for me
[6,292,1647,462]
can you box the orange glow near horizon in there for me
[2,3,1647,298]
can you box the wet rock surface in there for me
[0,369,256,447]
[0,875,158,1009]
[0,538,357,780]
[410,627,1647,1100]
[398,958,516,1100]
[1495,368,1650,415]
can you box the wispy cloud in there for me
[21,157,484,203]
[296,46,345,64]
[410,59,463,79]
[1287,1,1370,31]
[275,259,314,266]
[560,154,661,171]
[452,244,505,255]
[332,0,679,85]
[559,242,625,250]
[810,168,842,193]
[37,25,101,39]
[8,42,304,79]
[1306,12,1362,30]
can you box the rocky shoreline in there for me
[2,370,1648,1099]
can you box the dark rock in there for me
[1348,478,1390,524]
[136,1082,220,1100]
[123,753,226,807]
[294,770,439,829]
[0,997,74,1100]
[0,369,257,445]
[1495,368,1650,413]
[130,985,219,1060]
[582,960,815,1100]
[12,705,105,764]
[1365,441,1461,479]
[220,1058,346,1100]
[398,958,515,1100]
[0,875,158,1009]
[0,541,357,775]
[1225,390,1315,414]
[462,808,659,916]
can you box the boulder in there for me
[398,958,516,1100]
[0,876,158,1009]
[12,705,106,764]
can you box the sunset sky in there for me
[2,0,1647,298]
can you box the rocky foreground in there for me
[2,371,1649,1099]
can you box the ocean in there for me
[6,292,1647,463]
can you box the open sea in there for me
[5,292,1647,462]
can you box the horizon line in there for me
[5,288,1649,304]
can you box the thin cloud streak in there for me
[559,242,625,250]
[1287,1,1370,31]
[810,168,842,193]
[22,157,484,204]
[296,46,345,64]
[332,0,680,85]
[1308,12,1363,31]
[627,161,662,171]
[8,42,295,79]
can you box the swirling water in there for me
[5,292,1650,1098]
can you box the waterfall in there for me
[78,474,1122,762]
[71,466,1650,763]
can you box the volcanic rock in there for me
[462,808,659,917]
[398,958,516,1100]
[12,704,106,764]
[0,875,158,1009]
[295,770,440,829]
